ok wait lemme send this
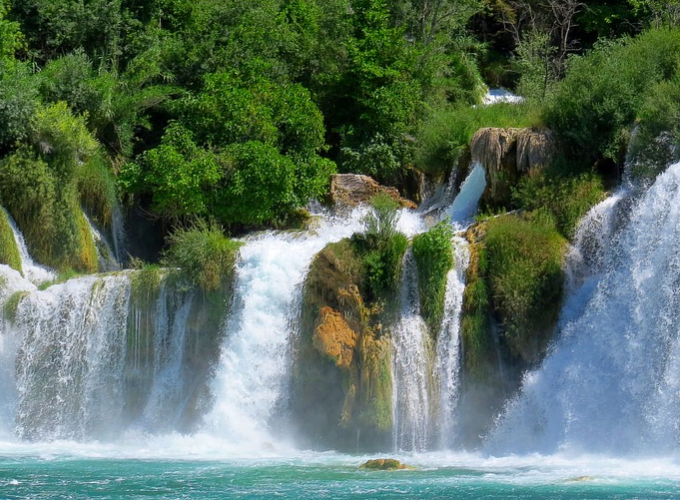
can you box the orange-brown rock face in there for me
[313,307,358,371]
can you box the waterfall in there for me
[201,211,365,449]
[0,270,224,442]
[435,238,469,448]
[448,162,486,226]
[85,213,122,272]
[487,161,680,456]
[392,249,434,451]
[4,209,57,286]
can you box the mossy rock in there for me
[360,459,415,470]
[0,209,22,274]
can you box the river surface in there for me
[1,444,679,500]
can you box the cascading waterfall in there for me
[390,162,483,451]
[435,237,469,448]
[487,161,680,456]
[201,211,365,449]
[448,162,486,226]
[0,269,224,442]
[392,249,434,451]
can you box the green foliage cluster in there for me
[353,194,409,301]
[544,28,680,169]
[0,146,98,272]
[0,207,21,273]
[483,213,567,363]
[412,222,455,336]
[512,170,607,238]
[162,221,242,292]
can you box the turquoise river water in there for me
[1,443,680,500]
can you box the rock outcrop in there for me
[291,239,397,451]
[330,174,416,210]
[470,128,554,208]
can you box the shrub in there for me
[484,213,567,363]
[512,170,606,238]
[544,28,680,167]
[412,221,455,336]
[353,194,409,300]
[162,220,242,291]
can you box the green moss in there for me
[0,208,22,274]
[460,236,495,380]
[412,222,455,336]
[75,151,118,229]
[0,149,99,273]
[512,169,607,238]
[70,208,98,273]
[484,213,567,363]
[162,220,241,292]
[3,290,28,323]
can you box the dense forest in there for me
[0,0,678,272]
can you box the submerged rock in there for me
[359,458,414,470]
[330,174,416,209]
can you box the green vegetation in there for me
[0,207,21,273]
[484,213,567,363]
[3,290,27,322]
[460,229,494,379]
[162,220,242,292]
[412,222,455,336]
[512,171,607,238]
[353,194,409,302]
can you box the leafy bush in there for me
[544,28,680,167]
[484,213,567,363]
[512,170,606,238]
[0,61,40,148]
[162,220,242,291]
[353,194,409,300]
[412,222,455,336]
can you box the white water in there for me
[483,88,523,106]
[391,161,483,451]
[447,162,486,227]
[4,209,57,286]
[0,269,217,442]
[392,250,433,451]
[436,238,469,448]
[488,161,680,456]
[201,210,366,451]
